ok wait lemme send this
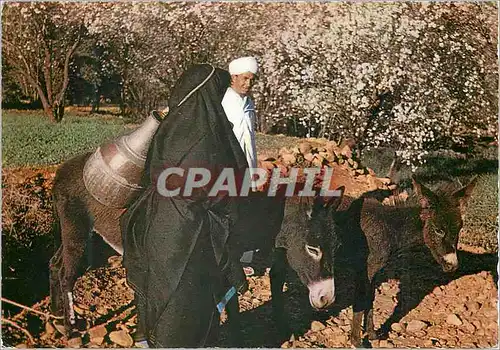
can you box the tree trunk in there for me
[53,102,65,122]
[91,85,100,113]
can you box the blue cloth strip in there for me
[217,286,237,313]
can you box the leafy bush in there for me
[2,111,128,167]
[460,173,498,253]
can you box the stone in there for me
[388,332,398,339]
[483,307,498,318]
[311,320,326,332]
[432,286,443,296]
[466,301,481,312]
[96,305,108,316]
[446,314,463,326]
[54,322,66,335]
[322,328,334,337]
[45,321,56,336]
[414,330,427,338]
[487,321,498,330]
[325,318,336,326]
[379,340,389,347]
[390,323,404,333]
[367,167,377,176]
[298,142,313,154]
[454,303,467,313]
[312,156,324,167]
[340,145,352,158]
[340,325,351,333]
[109,330,134,348]
[89,337,104,346]
[304,153,315,162]
[406,320,428,333]
[471,320,482,329]
[88,325,107,340]
[67,337,82,348]
[325,141,338,151]
[446,338,458,347]
[281,153,296,165]
[463,321,476,333]
[318,151,332,160]
[332,334,348,344]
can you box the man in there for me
[222,57,275,277]
[222,56,259,191]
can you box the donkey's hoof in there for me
[350,337,362,348]
[362,338,373,348]
[275,323,292,342]
[350,336,372,348]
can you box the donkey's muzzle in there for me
[441,252,459,273]
[308,278,335,309]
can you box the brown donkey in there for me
[338,176,477,347]
[49,152,127,333]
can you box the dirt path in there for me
[2,248,497,348]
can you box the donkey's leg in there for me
[364,304,377,340]
[49,246,64,316]
[57,198,92,333]
[270,248,290,339]
[351,268,374,348]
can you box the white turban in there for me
[228,56,259,75]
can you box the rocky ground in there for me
[2,141,498,348]
[2,245,497,348]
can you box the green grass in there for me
[2,110,129,167]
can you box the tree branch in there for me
[1,297,64,320]
[55,31,82,105]
[43,39,53,105]
[1,317,35,345]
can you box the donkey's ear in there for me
[453,176,478,213]
[412,175,435,209]
[312,186,344,214]
[323,186,345,211]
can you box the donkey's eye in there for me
[435,229,446,238]
[305,245,322,261]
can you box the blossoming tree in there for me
[2,2,87,122]
[251,2,497,166]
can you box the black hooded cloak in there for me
[121,64,248,347]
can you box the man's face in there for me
[231,72,256,96]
